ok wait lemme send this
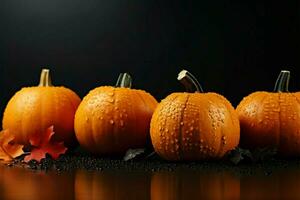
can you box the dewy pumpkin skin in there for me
[74,73,158,155]
[150,70,240,161]
[237,70,300,157]
[2,69,81,147]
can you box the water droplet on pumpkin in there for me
[180,122,184,126]
[120,120,124,127]
[110,119,114,125]
[190,126,194,131]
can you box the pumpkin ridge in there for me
[40,88,46,146]
[167,94,180,159]
[206,93,225,156]
[61,88,79,110]
[112,88,117,151]
[258,93,270,147]
[158,94,179,159]
[136,91,148,112]
[178,94,190,160]
[20,91,31,145]
[277,93,282,151]
[90,103,97,153]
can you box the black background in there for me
[0,1,299,120]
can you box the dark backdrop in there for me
[0,1,299,120]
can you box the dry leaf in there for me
[24,126,67,163]
[0,130,24,162]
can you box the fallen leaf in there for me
[251,147,277,162]
[123,148,145,161]
[0,130,24,162]
[24,126,67,163]
[227,147,252,165]
[227,147,277,164]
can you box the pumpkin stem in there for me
[38,68,53,87]
[116,73,132,88]
[177,70,204,92]
[274,70,290,92]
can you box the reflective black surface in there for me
[1,165,300,200]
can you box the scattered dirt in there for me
[6,148,300,177]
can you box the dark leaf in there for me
[123,148,145,161]
[228,147,252,165]
[251,147,277,162]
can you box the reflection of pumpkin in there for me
[2,69,81,147]
[151,171,240,200]
[279,169,300,199]
[150,70,240,160]
[240,170,300,199]
[236,70,300,156]
[0,166,74,200]
[75,170,151,200]
[75,73,158,155]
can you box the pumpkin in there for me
[151,171,240,200]
[150,70,240,160]
[75,170,150,200]
[236,70,300,156]
[74,73,158,155]
[2,69,81,147]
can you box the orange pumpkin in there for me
[74,73,158,155]
[236,70,300,156]
[2,69,81,147]
[150,70,240,160]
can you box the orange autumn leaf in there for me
[0,130,24,162]
[24,126,67,163]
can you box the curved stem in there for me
[38,68,53,86]
[116,73,132,88]
[177,70,204,93]
[274,70,290,92]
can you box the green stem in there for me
[116,73,132,88]
[177,70,204,92]
[274,70,290,92]
[38,68,53,86]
